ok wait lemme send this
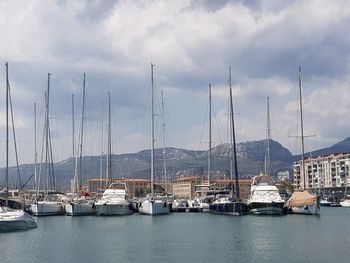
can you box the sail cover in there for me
[287,190,317,207]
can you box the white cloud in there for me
[1,0,350,164]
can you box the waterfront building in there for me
[172,176,204,199]
[293,153,350,193]
[213,179,251,201]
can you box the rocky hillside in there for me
[0,139,295,191]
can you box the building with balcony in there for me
[293,153,350,193]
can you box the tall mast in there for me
[78,73,86,192]
[150,63,155,195]
[72,94,76,193]
[99,103,104,190]
[106,91,112,185]
[45,73,50,194]
[5,62,9,206]
[229,67,240,199]
[298,67,306,190]
[161,90,167,192]
[208,84,212,186]
[72,94,75,165]
[34,102,37,191]
[265,97,271,175]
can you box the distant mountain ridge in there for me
[297,136,350,159]
[1,137,350,191]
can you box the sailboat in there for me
[247,97,285,215]
[286,67,320,215]
[190,84,214,211]
[95,92,132,215]
[209,67,248,216]
[0,62,37,231]
[139,64,170,215]
[30,73,64,216]
[65,73,96,216]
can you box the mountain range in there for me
[1,137,350,191]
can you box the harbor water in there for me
[1,207,350,263]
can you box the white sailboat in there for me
[0,62,37,231]
[139,64,170,216]
[287,67,320,215]
[191,84,213,212]
[30,73,64,216]
[65,74,96,216]
[95,92,132,216]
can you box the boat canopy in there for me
[287,190,317,207]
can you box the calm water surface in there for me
[1,207,350,263]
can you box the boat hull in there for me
[30,201,64,216]
[0,209,37,231]
[249,202,285,215]
[340,200,350,207]
[139,200,170,215]
[209,202,248,216]
[65,202,96,216]
[290,204,320,215]
[95,203,131,216]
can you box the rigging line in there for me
[8,82,22,189]
[211,102,223,145]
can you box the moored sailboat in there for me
[139,64,170,216]
[94,92,132,216]
[64,74,96,216]
[209,67,248,216]
[286,67,320,215]
[30,73,64,216]
[0,62,37,231]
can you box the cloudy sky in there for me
[1,0,350,165]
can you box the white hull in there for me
[65,202,96,216]
[340,200,350,207]
[0,208,37,231]
[95,203,131,216]
[249,206,284,215]
[291,204,320,215]
[30,201,64,216]
[248,201,285,215]
[139,200,170,215]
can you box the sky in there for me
[1,0,350,165]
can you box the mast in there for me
[5,62,9,206]
[45,73,50,194]
[99,103,104,190]
[229,67,240,199]
[150,63,155,195]
[161,90,167,192]
[72,94,75,166]
[265,97,271,176]
[106,91,112,186]
[72,94,76,193]
[298,67,306,190]
[208,84,212,186]
[34,102,37,191]
[78,73,86,192]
